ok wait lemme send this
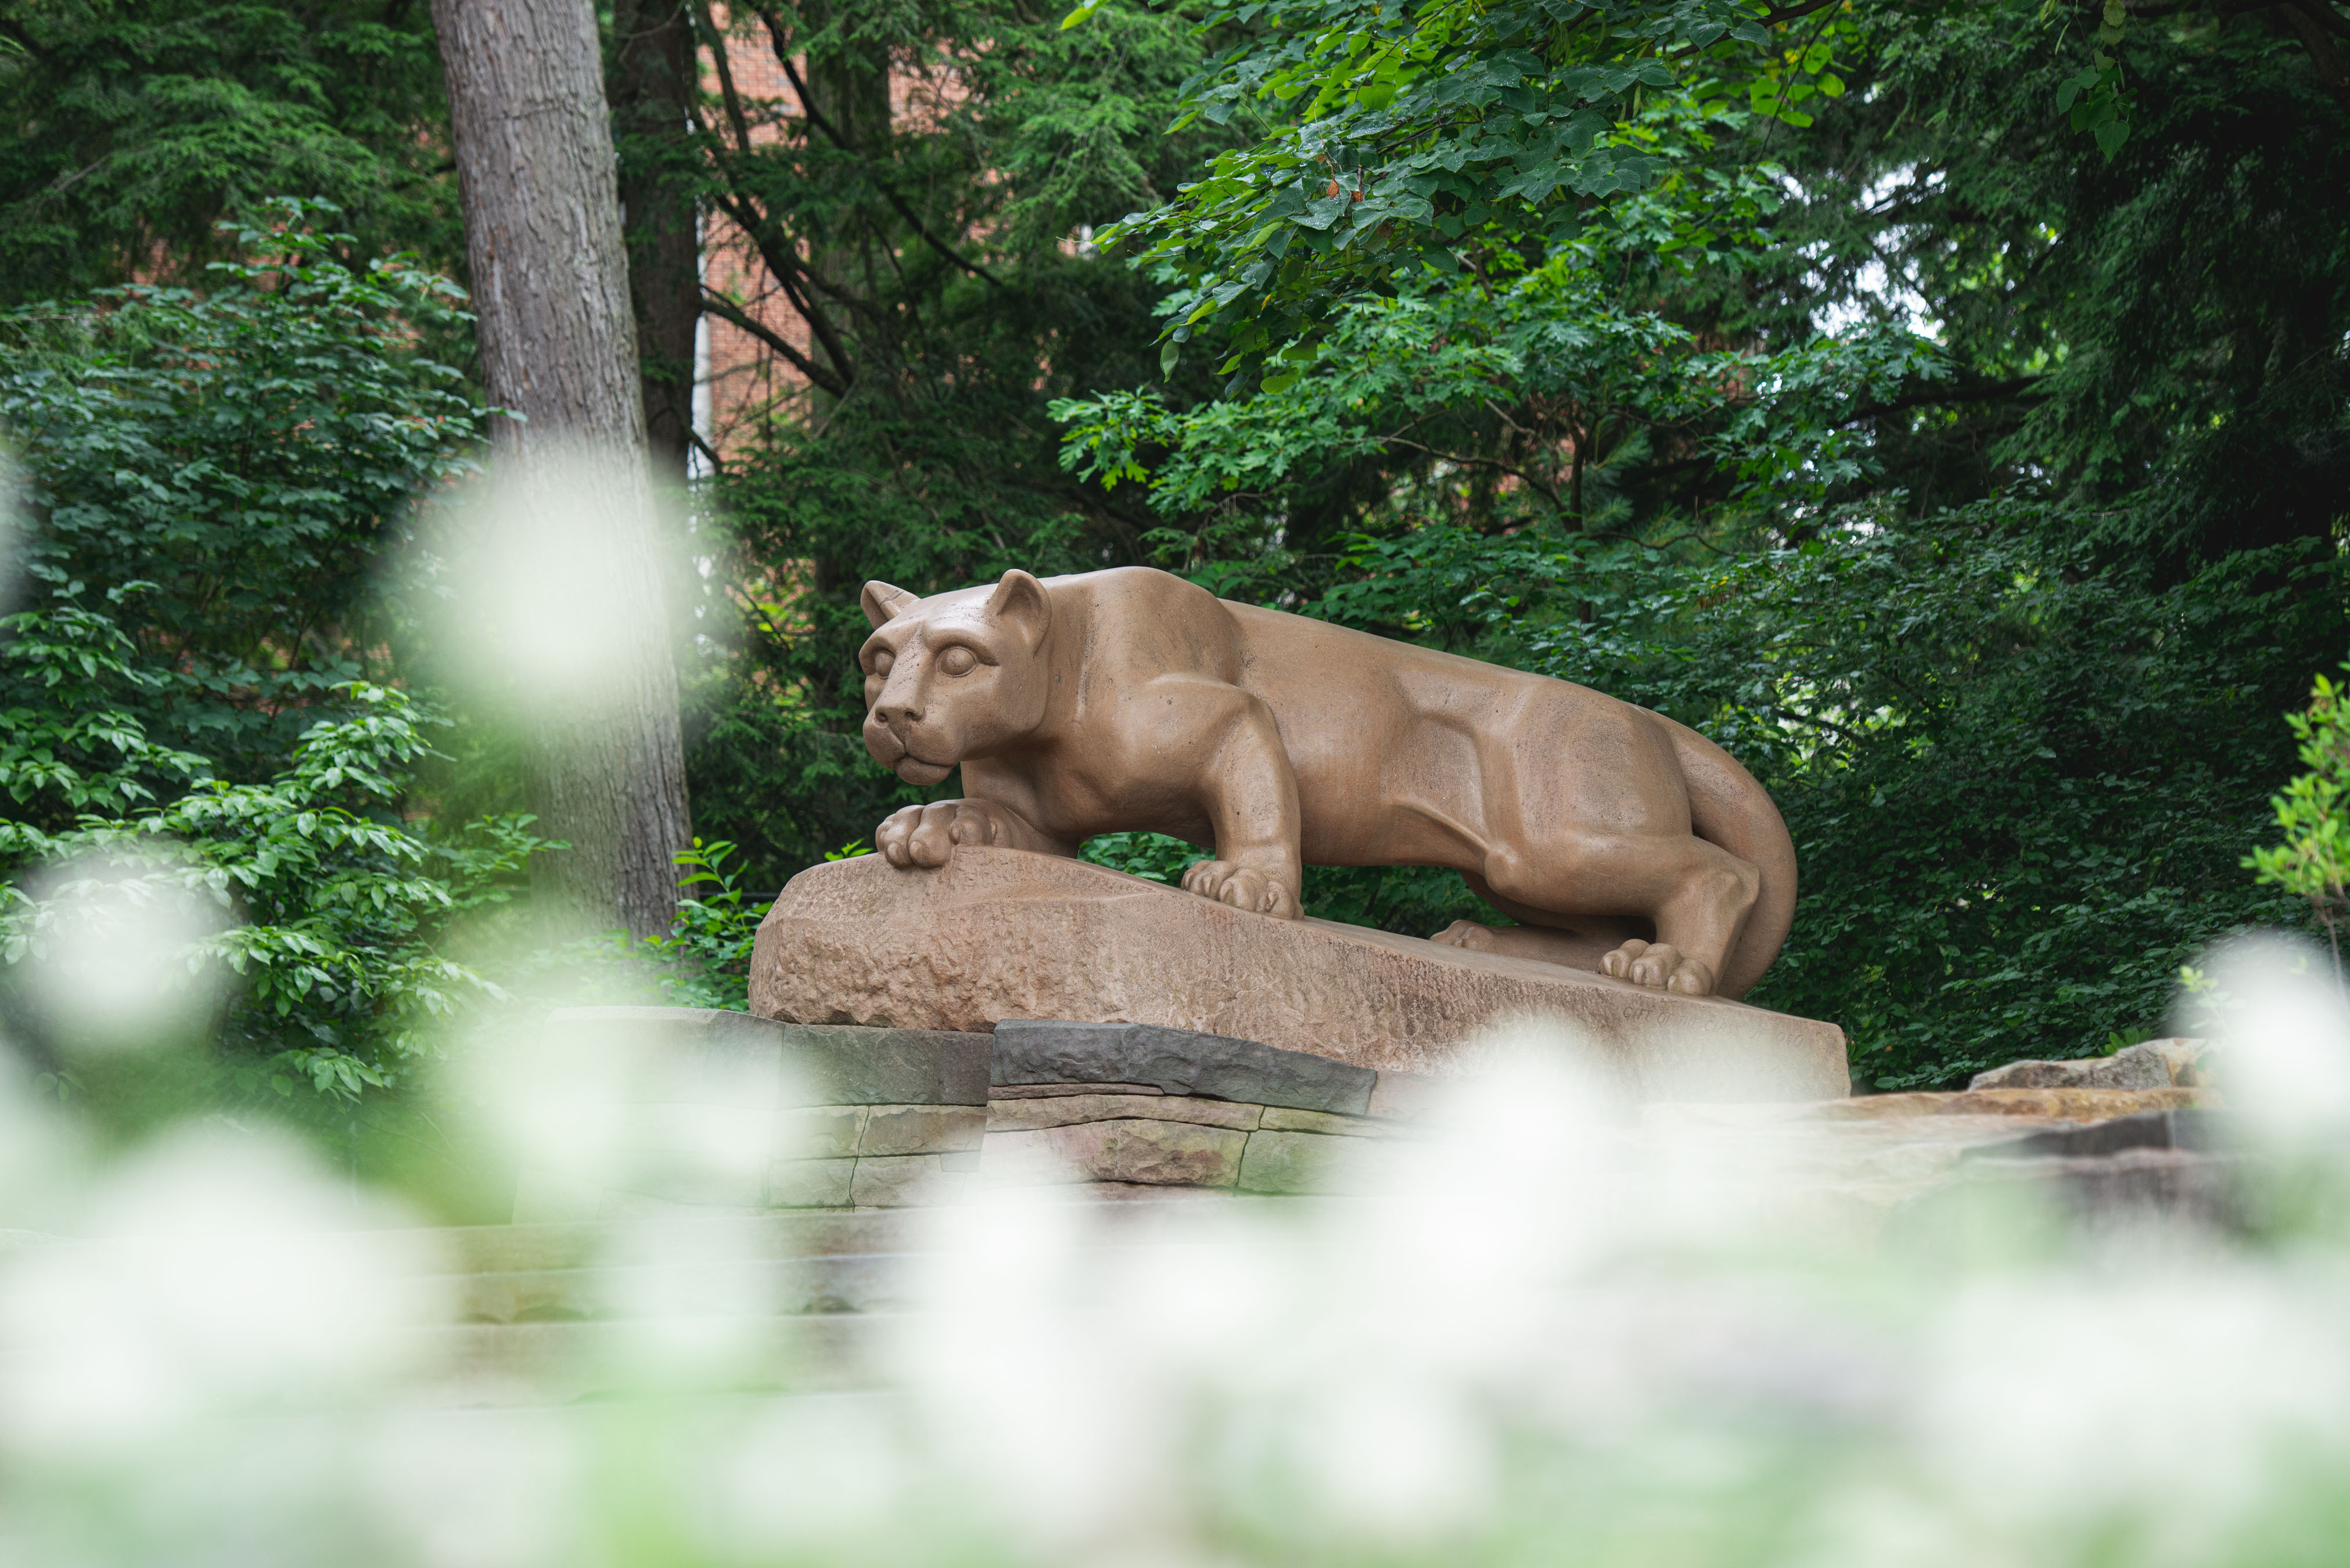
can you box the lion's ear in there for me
[861,580,920,628]
[983,569,1050,646]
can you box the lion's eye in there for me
[868,649,894,677]
[936,645,978,677]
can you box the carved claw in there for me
[875,799,1012,869]
[1599,938,1715,996]
[1179,860,1300,919]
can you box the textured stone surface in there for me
[782,1024,993,1106]
[1896,1148,2254,1234]
[984,1120,1249,1188]
[1367,1071,1442,1121]
[767,1158,857,1209]
[992,1019,1377,1114]
[1961,1108,2238,1161]
[991,1082,1165,1099]
[1259,1106,1396,1138]
[1810,1087,2215,1122]
[850,1155,974,1208]
[1237,1130,1394,1195]
[750,848,1848,1097]
[861,1105,987,1156]
[986,1094,1263,1134]
[1968,1042,2176,1092]
[777,1106,866,1160]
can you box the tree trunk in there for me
[610,0,702,487]
[433,0,692,941]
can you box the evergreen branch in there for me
[1375,436,1565,508]
[1839,375,2045,423]
[750,5,1011,290]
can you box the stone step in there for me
[448,1251,931,1325]
[408,1210,937,1278]
[409,1314,912,1401]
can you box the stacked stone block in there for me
[984,1020,1435,1196]
[518,1008,1440,1218]
[513,1007,990,1221]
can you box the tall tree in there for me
[609,0,702,486]
[432,0,691,939]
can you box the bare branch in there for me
[699,285,849,400]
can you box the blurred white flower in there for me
[418,443,678,720]
[0,1127,447,1459]
[12,855,229,1056]
[2191,932,2350,1140]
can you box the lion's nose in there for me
[875,698,923,728]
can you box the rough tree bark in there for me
[433,0,692,940]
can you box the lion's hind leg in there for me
[1461,836,1759,997]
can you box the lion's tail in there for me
[1654,714,1797,1001]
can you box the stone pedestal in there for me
[749,848,1848,1102]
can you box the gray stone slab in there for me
[991,1020,1376,1116]
[542,1009,990,1108]
[987,1094,1262,1134]
[782,1023,993,1106]
[991,1082,1165,1099]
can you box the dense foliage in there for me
[1032,0,2348,1084]
[0,214,545,1101]
[0,1,461,304]
[2251,663,2350,982]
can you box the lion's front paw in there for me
[1599,939,1715,996]
[1178,860,1300,919]
[875,799,1012,869]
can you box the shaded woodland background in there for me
[1,0,2345,1124]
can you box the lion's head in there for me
[858,570,1054,785]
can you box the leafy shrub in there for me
[0,199,479,809]
[2,671,545,1098]
[2249,664,2350,982]
[0,206,552,1100]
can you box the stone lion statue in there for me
[856,566,1795,998]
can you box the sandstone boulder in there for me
[750,848,1848,1100]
